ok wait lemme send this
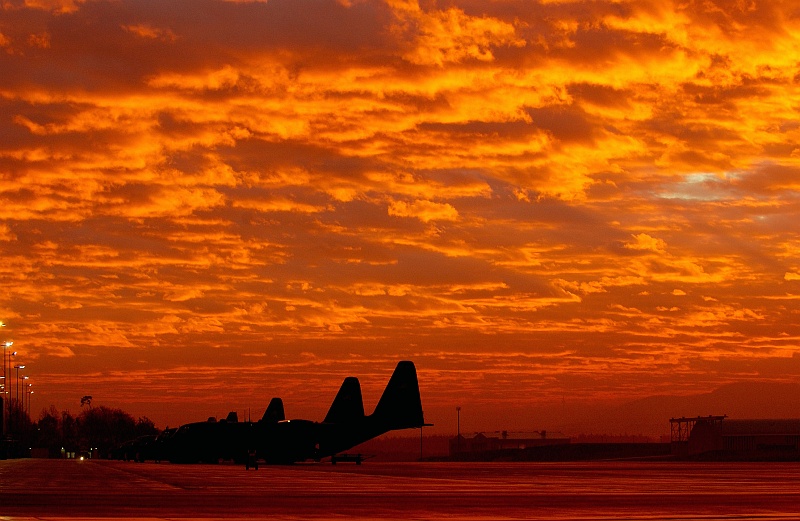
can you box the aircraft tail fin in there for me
[371,361,425,430]
[324,376,365,423]
[261,397,285,423]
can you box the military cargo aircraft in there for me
[166,401,284,464]
[165,361,428,464]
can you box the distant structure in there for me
[450,431,569,457]
[670,416,800,460]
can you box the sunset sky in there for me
[1,0,799,434]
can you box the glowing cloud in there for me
[624,233,668,253]
[1,0,799,432]
[388,199,460,222]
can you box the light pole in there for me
[2,339,13,435]
[26,383,32,416]
[1,321,5,397]
[5,347,15,400]
[21,376,29,415]
[7,351,17,404]
[11,362,22,437]
[1,320,10,417]
[2,341,12,401]
[456,406,462,453]
[14,364,24,406]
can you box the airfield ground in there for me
[1,458,799,520]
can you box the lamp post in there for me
[4,347,14,402]
[1,339,12,435]
[456,406,462,453]
[21,376,29,415]
[14,364,24,406]
[2,341,12,402]
[1,320,10,424]
[1,321,5,394]
[25,383,32,416]
[10,362,22,437]
[0,321,4,436]
[7,351,15,404]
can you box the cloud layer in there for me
[2,0,799,431]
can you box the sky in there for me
[1,0,799,435]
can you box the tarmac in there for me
[2,458,800,520]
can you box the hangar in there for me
[670,415,800,460]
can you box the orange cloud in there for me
[389,0,526,65]
[624,233,668,253]
[21,0,83,13]
[123,24,178,42]
[2,0,800,433]
[388,199,459,222]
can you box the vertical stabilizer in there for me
[324,376,365,423]
[261,397,285,423]
[371,361,425,430]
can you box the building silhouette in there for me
[450,431,570,457]
[671,416,800,460]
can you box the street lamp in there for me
[2,341,12,400]
[1,322,3,433]
[4,347,14,396]
[21,376,29,414]
[456,406,462,453]
[6,350,16,403]
[14,364,24,405]
[26,383,32,416]
[1,339,12,434]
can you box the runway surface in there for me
[2,458,800,520]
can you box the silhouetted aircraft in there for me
[165,361,428,464]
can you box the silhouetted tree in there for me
[6,398,33,447]
[61,410,78,452]
[80,395,92,408]
[35,406,63,457]
[77,405,137,455]
[135,416,158,438]
[31,404,162,458]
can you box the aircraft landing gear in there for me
[245,450,258,470]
